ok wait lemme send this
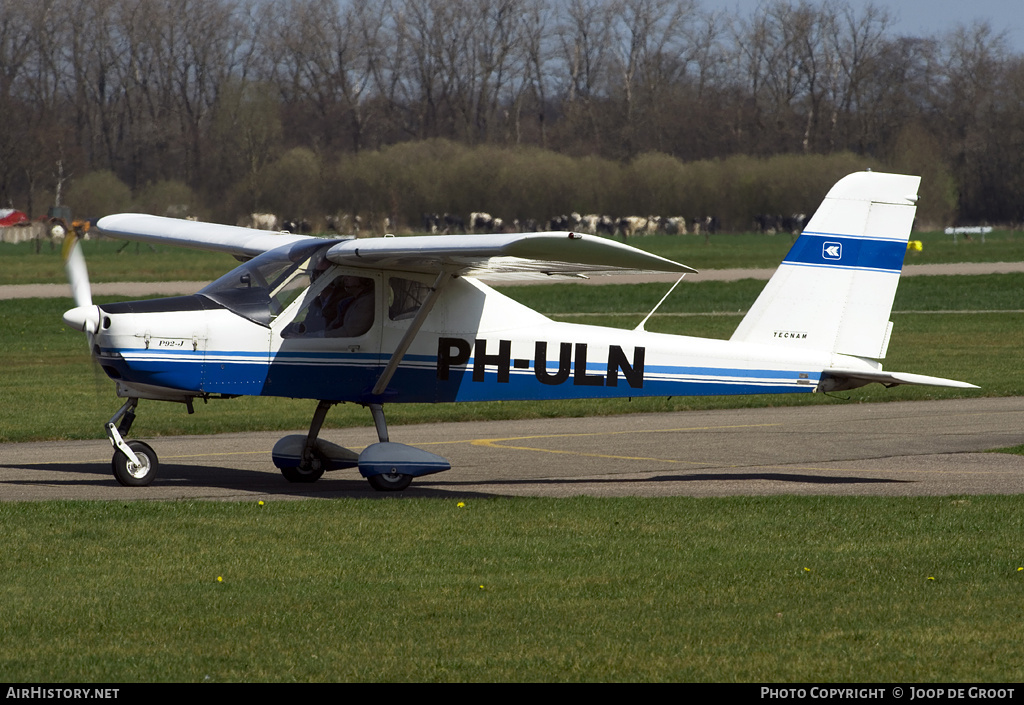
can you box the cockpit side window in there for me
[281,271,376,339]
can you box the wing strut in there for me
[370,269,454,397]
[634,273,687,332]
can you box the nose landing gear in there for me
[106,398,159,486]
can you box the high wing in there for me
[97,213,314,260]
[325,231,696,277]
[96,214,697,277]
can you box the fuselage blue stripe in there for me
[112,348,817,382]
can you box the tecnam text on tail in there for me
[61,171,976,489]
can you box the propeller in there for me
[61,231,139,469]
[61,233,100,335]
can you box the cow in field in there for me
[782,213,807,235]
[241,212,278,230]
[443,213,466,233]
[281,219,312,234]
[422,213,442,233]
[548,212,582,231]
[470,212,495,233]
[660,216,688,235]
[616,216,649,238]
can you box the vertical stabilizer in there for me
[730,171,920,359]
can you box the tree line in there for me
[1,0,1021,229]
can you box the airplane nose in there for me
[63,305,101,334]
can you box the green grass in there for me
[991,445,1024,456]
[0,239,239,285]
[1,496,1022,682]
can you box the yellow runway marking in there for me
[467,424,781,467]
[471,442,706,466]
[470,422,780,445]
[454,423,1016,477]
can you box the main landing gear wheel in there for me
[277,401,337,484]
[366,471,413,492]
[280,463,326,483]
[112,440,158,487]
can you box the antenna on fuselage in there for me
[634,273,687,332]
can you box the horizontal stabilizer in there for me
[819,368,978,392]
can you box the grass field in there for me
[2,496,1023,682]
[2,239,1023,683]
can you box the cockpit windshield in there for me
[199,240,336,326]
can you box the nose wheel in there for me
[112,440,159,486]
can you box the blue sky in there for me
[726,0,1024,53]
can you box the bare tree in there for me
[464,0,530,144]
[730,1,821,153]
[3,0,73,216]
[553,0,619,152]
[269,0,387,154]
[0,0,51,206]
[113,0,256,187]
[672,8,733,158]
[825,1,894,152]
[392,0,462,139]
[607,0,694,155]
[938,22,1013,220]
[518,0,555,146]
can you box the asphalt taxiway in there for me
[2,397,1021,501]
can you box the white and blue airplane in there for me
[62,170,976,489]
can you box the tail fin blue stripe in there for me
[782,233,906,273]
